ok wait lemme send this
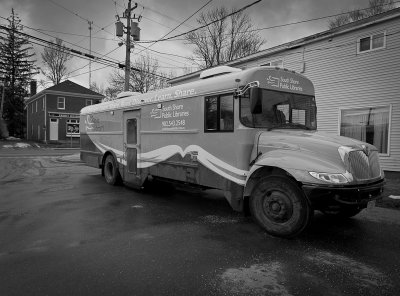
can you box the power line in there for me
[137,0,213,55]
[67,46,122,76]
[135,0,262,43]
[0,15,122,64]
[46,0,91,23]
[134,1,197,30]
[0,13,197,72]
[0,25,170,80]
[135,0,400,43]
[42,0,196,68]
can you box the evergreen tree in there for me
[0,9,38,137]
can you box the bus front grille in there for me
[346,150,381,181]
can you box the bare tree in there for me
[106,54,171,98]
[89,81,106,95]
[185,7,265,69]
[329,0,395,29]
[41,38,72,85]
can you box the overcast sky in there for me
[0,0,382,91]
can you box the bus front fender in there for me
[244,150,345,196]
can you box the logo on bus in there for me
[267,75,303,92]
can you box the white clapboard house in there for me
[169,8,400,173]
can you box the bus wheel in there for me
[104,154,121,185]
[250,176,312,238]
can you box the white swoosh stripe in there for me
[89,135,247,185]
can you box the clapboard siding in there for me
[234,17,400,171]
[306,19,400,171]
[170,12,400,172]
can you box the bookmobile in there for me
[80,66,385,237]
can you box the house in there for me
[169,8,400,173]
[26,80,104,143]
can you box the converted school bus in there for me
[80,66,385,237]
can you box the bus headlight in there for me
[309,172,352,184]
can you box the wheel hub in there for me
[262,191,293,222]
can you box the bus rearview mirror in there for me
[250,88,262,114]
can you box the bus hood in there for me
[256,130,371,152]
[251,130,382,183]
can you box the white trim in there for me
[57,97,65,110]
[338,104,391,156]
[356,30,386,54]
[44,95,47,142]
[260,57,284,68]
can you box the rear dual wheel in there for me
[250,176,312,238]
[103,154,122,185]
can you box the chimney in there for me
[30,80,37,96]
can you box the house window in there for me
[357,31,386,53]
[66,119,80,136]
[261,59,283,68]
[57,97,65,110]
[340,105,390,154]
[86,99,93,106]
[205,94,234,132]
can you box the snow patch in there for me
[388,195,400,200]
[219,262,291,295]
[14,143,31,148]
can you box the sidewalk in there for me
[0,138,79,149]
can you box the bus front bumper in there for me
[302,179,385,210]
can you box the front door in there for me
[123,110,141,186]
[49,118,59,141]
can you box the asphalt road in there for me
[0,149,399,296]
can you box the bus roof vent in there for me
[117,91,142,99]
[200,66,241,79]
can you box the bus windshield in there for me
[240,88,317,130]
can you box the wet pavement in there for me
[0,150,399,296]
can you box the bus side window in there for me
[127,119,137,144]
[205,97,218,131]
[204,95,234,132]
[220,95,234,131]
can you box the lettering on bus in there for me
[267,75,303,92]
[85,114,104,132]
[150,103,190,130]
[150,88,196,103]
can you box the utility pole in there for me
[0,81,5,118]
[88,20,93,87]
[124,0,134,91]
[115,1,140,91]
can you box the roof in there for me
[169,7,400,84]
[27,80,104,103]
[81,66,314,115]
[46,80,102,96]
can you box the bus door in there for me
[123,110,141,186]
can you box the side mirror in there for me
[250,88,262,114]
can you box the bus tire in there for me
[249,176,312,238]
[104,154,121,185]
